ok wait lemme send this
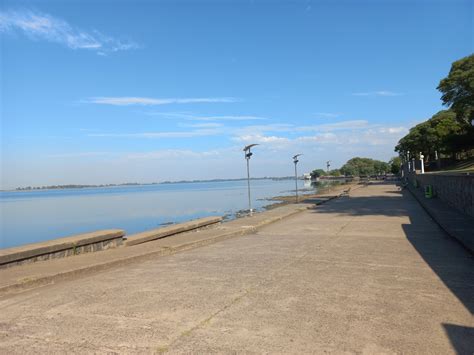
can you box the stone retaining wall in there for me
[408,173,474,218]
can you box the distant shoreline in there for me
[7,176,301,192]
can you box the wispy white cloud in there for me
[296,125,408,146]
[296,133,340,144]
[47,152,113,158]
[297,120,371,132]
[143,111,194,118]
[232,123,408,150]
[123,149,225,160]
[179,122,223,128]
[88,128,220,139]
[144,111,265,121]
[234,124,295,136]
[192,115,266,121]
[0,9,137,54]
[234,120,371,137]
[352,91,404,97]
[313,112,341,119]
[233,134,290,145]
[378,126,407,134]
[87,97,237,106]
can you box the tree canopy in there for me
[395,110,464,160]
[389,156,402,174]
[437,54,474,126]
[395,55,474,161]
[339,157,390,176]
[310,169,326,178]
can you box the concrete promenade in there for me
[0,183,473,353]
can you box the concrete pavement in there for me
[0,183,472,353]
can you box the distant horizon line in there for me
[4,175,310,192]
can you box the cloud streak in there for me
[233,126,407,148]
[145,112,265,121]
[88,128,220,138]
[87,97,238,106]
[352,91,404,97]
[297,120,373,132]
[47,152,113,158]
[123,149,225,160]
[313,112,341,118]
[233,134,290,145]
[0,9,137,54]
[234,120,372,136]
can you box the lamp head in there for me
[243,144,259,152]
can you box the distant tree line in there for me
[395,54,474,162]
[14,177,299,191]
[16,183,144,191]
[311,157,400,178]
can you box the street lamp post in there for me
[407,151,411,172]
[243,144,259,214]
[293,154,302,203]
[420,152,425,174]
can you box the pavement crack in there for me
[165,288,251,349]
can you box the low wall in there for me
[409,173,474,218]
[125,216,222,246]
[0,230,125,269]
[0,216,224,269]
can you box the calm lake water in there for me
[0,179,327,249]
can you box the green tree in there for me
[310,169,326,178]
[395,110,465,160]
[329,169,341,176]
[339,157,389,176]
[389,156,402,174]
[437,54,474,126]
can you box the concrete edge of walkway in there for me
[0,184,362,297]
[407,184,474,254]
[125,216,223,246]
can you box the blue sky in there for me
[1,0,472,188]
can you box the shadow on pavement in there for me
[403,222,474,353]
[312,186,474,352]
[310,188,410,217]
[442,323,474,355]
[402,222,474,315]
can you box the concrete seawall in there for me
[0,217,223,269]
[0,230,125,269]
